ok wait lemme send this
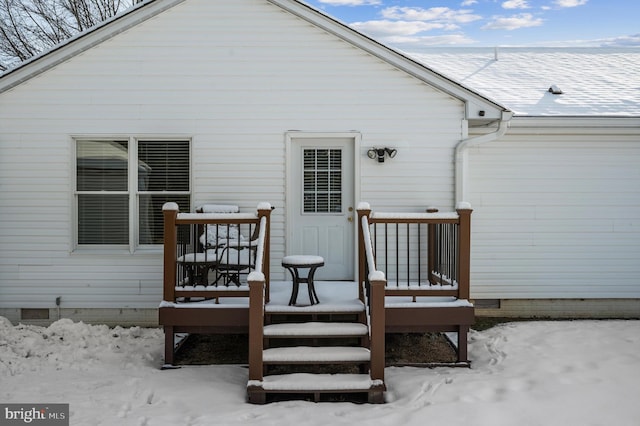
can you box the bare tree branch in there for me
[0,0,143,71]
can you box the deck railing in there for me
[359,206,386,385]
[357,202,473,365]
[162,202,272,303]
[248,214,268,387]
[357,202,472,301]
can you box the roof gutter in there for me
[455,110,513,204]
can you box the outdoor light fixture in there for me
[367,147,397,163]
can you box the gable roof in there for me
[409,47,640,117]
[0,0,507,122]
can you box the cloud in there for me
[382,34,477,47]
[315,0,381,5]
[461,0,478,5]
[482,13,544,30]
[381,6,482,24]
[351,20,456,36]
[342,5,484,47]
[560,33,640,47]
[552,0,588,7]
[602,33,640,47]
[502,0,530,9]
[499,33,640,47]
[349,6,482,41]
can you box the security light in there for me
[367,147,397,163]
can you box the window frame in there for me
[72,136,192,253]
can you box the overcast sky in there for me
[302,0,640,50]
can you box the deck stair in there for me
[247,296,385,403]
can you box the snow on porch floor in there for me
[160,281,362,309]
[162,280,469,311]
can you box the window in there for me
[303,148,342,213]
[75,139,190,247]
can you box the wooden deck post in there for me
[256,204,272,303]
[357,205,372,303]
[248,276,265,381]
[426,207,438,285]
[162,203,179,303]
[456,204,473,300]
[163,325,175,367]
[457,325,470,363]
[369,275,386,384]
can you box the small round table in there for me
[282,255,324,306]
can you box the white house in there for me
[0,0,638,326]
[409,47,640,317]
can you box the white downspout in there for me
[455,110,513,204]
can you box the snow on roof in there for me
[407,47,640,117]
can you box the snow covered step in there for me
[263,322,368,338]
[250,373,381,391]
[263,346,370,364]
[265,299,365,314]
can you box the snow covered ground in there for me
[1,316,639,425]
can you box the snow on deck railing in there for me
[247,215,267,282]
[371,211,459,220]
[357,202,472,300]
[162,202,272,302]
[360,214,384,281]
[177,212,258,221]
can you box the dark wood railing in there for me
[162,202,272,302]
[248,215,268,387]
[358,207,386,385]
[357,202,472,301]
[357,202,473,366]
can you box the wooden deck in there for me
[160,281,474,365]
[160,201,474,402]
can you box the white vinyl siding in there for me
[468,122,640,299]
[0,0,464,311]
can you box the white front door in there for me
[287,135,357,280]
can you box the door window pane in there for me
[303,148,342,213]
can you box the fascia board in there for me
[509,116,640,133]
